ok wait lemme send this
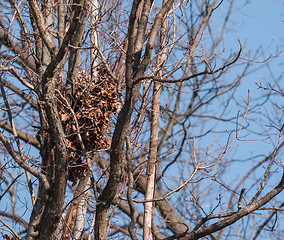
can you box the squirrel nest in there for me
[57,65,120,184]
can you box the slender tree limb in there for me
[126,136,139,240]
[132,0,154,77]
[0,217,22,240]
[0,211,28,229]
[171,171,284,240]
[249,124,284,204]
[1,79,38,110]
[27,0,58,56]
[0,66,34,90]
[42,0,85,80]
[8,0,39,65]
[137,0,175,76]
[124,0,143,85]
[135,42,242,84]
[57,0,65,46]
[253,202,284,240]
[67,1,92,94]
[0,118,40,149]
[0,28,36,71]
[0,131,49,189]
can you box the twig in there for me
[135,41,242,84]
[0,130,50,189]
[0,117,40,149]
[0,66,34,90]
[0,79,36,205]
[0,172,24,201]
[1,78,38,110]
[249,124,284,204]
[0,217,22,240]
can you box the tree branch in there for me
[1,79,38,110]
[0,118,40,149]
[0,66,34,90]
[0,131,49,189]
[180,171,284,240]
[0,27,36,71]
[27,0,58,56]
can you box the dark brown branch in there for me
[0,118,40,149]
[181,171,284,240]
[1,79,38,110]
[95,0,145,238]
[136,41,242,84]
[238,188,245,210]
[0,27,36,71]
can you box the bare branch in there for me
[27,0,58,56]
[0,131,49,189]
[1,79,38,110]
[180,172,284,240]
[0,217,22,240]
[0,27,36,71]
[0,118,40,149]
[136,42,242,84]
[0,66,34,90]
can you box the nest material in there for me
[58,65,120,184]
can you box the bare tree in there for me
[0,0,283,239]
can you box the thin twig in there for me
[0,66,34,90]
[0,217,22,240]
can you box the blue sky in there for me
[237,1,283,45]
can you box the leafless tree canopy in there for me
[0,0,283,239]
